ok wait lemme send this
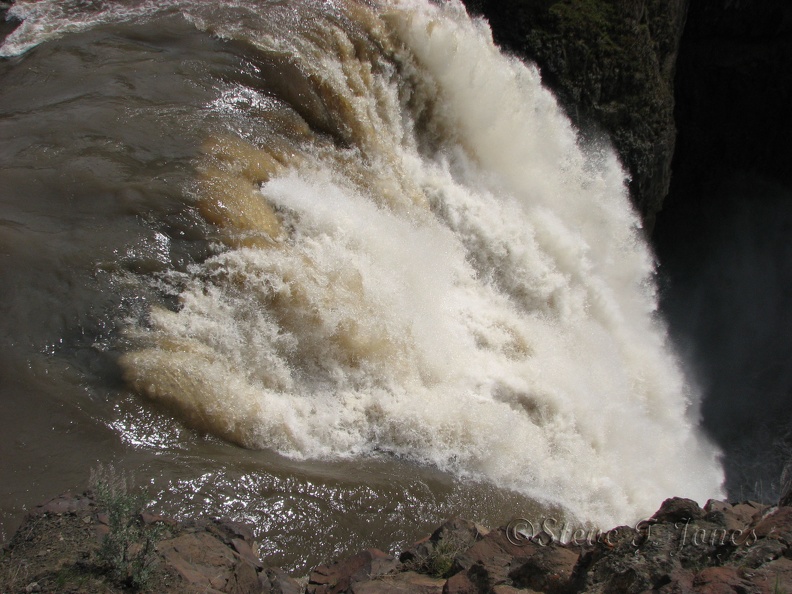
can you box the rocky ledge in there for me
[3,493,792,593]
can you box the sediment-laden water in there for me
[0,0,723,572]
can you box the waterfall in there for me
[1,0,723,528]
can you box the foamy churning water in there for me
[3,0,723,525]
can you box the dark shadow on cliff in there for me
[653,0,792,503]
[655,174,792,502]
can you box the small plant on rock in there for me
[89,464,164,591]
[404,533,470,579]
[425,538,460,578]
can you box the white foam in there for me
[0,0,165,57]
[119,0,724,526]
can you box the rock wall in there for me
[463,0,689,230]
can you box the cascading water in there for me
[0,0,723,566]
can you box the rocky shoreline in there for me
[2,492,792,593]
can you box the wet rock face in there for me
[462,0,689,229]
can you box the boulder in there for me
[692,566,754,594]
[754,507,792,545]
[262,567,303,594]
[307,548,398,594]
[752,556,792,594]
[442,571,479,594]
[507,545,578,593]
[158,531,250,592]
[651,498,706,523]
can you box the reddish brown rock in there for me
[704,500,732,515]
[214,518,257,544]
[453,537,513,584]
[17,492,792,594]
[1,490,298,594]
[261,567,302,594]
[655,568,696,593]
[729,502,769,529]
[752,556,792,593]
[424,520,580,593]
[693,566,753,594]
[704,500,745,532]
[754,507,792,544]
[442,571,478,594]
[159,531,236,590]
[308,549,397,594]
[508,546,579,594]
[226,561,263,594]
[158,530,269,593]
[485,526,548,558]
[232,537,264,569]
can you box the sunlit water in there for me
[0,0,723,572]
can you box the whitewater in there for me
[1,0,723,532]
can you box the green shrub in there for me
[405,534,470,579]
[425,538,459,578]
[89,465,163,591]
